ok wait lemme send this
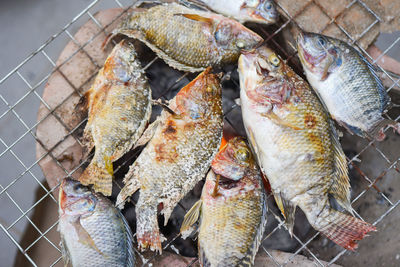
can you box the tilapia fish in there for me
[117,68,223,253]
[297,31,400,141]
[191,0,278,24]
[58,178,135,267]
[181,137,267,267]
[239,46,376,250]
[79,40,152,196]
[110,3,263,72]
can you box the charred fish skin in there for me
[297,31,399,140]
[181,137,267,267]
[193,0,278,25]
[79,40,152,196]
[111,3,263,72]
[238,46,376,251]
[58,178,135,267]
[117,68,223,253]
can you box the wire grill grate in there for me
[1,0,399,266]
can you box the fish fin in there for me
[180,200,202,236]
[114,26,204,72]
[135,195,165,254]
[368,118,400,141]
[274,193,296,235]
[152,99,183,119]
[116,170,141,209]
[60,235,71,267]
[337,119,365,138]
[314,207,376,251]
[79,157,113,196]
[262,111,302,130]
[133,119,161,149]
[118,210,136,267]
[176,13,213,25]
[72,218,106,257]
[329,121,353,214]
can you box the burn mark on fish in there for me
[154,143,179,163]
[305,114,317,129]
[163,120,177,135]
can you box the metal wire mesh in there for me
[0,0,399,266]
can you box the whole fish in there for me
[180,137,267,267]
[190,0,278,25]
[238,46,376,250]
[297,31,400,140]
[79,40,152,196]
[116,68,223,253]
[109,3,263,72]
[58,178,135,267]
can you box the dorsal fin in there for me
[328,120,353,214]
[176,13,213,26]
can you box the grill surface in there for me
[1,0,400,266]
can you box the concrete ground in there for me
[0,0,399,267]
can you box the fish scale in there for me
[181,137,267,267]
[117,69,223,253]
[239,46,375,251]
[297,32,397,140]
[58,178,135,267]
[111,3,263,72]
[79,40,152,196]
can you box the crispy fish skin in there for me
[79,40,152,196]
[111,3,263,72]
[117,68,223,253]
[58,178,135,267]
[297,32,399,140]
[181,137,267,267]
[193,0,278,24]
[238,46,376,251]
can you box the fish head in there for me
[239,46,290,109]
[59,178,97,217]
[213,18,263,53]
[211,137,255,181]
[240,0,278,24]
[297,31,343,80]
[103,40,138,83]
[175,67,222,120]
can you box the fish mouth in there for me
[297,31,325,67]
[239,49,258,70]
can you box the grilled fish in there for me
[116,68,223,253]
[109,3,263,72]
[297,31,400,141]
[181,137,267,267]
[58,178,135,267]
[79,40,152,196]
[239,46,376,250]
[190,0,278,24]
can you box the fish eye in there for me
[237,41,245,48]
[73,183,86,192]
[264,2,273,10]
[317,36,326,47]
[268,54,280,67]
[235,148,250,162]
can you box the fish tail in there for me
[369,118,400,141]
[314,207,376,251]
[135,195,165,254]
[79,158,113,196]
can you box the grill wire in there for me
[1,0,399,266]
